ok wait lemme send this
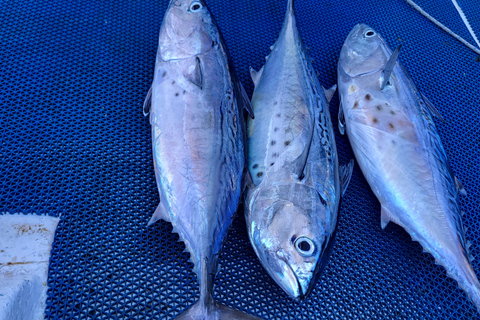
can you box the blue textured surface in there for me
[0,0,479,318]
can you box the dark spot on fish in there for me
[372,117,378,124]
[284,141,291,146]
[276,113,281,118]
[257,172,263,177]
[183,90,186,94]
[270,162,274,166]
[271,140,276,146]
[252,164,259,169]
[273,153,278,157]
[274,102,278,105]
[392,140,396,145]
[175,93,179,97]
[274,127,279,132]
[285,127,291,133]
[365,94,371,101]
[162,71,167,77]
[376,105,382,111]
[353,101,358,109]
[389,123,395,129]
[172,81,175,85]
[390,110,396,115]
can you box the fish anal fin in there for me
[147,201,169,226]
[455,176,467,196]
[143,86,152,116]
[322,84,337,103]
[184,57,203,89]
[421,92,445,123]
[380,205,397,229]
[249,66,264,87]
[340,159,354,196]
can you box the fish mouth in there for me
[274,256,307,300]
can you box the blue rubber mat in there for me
[1,0,479,318]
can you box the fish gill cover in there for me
[0,0,479,318]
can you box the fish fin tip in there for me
[143,85,152,116]
[322,84,337,103]
[146,202,168,227]
[421,92,445,122]
[340,159,354,196]
[269,45,274,51]
[455,176,467,196]
[380,44,402,90]
[249,66,264,87]
[380,206,396,229]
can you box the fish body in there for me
[145,1,260,319]
[337,23,480,310]
[245,0,352,300]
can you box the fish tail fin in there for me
[454,263,480,312]
[287,0,294,13]
[174,300,262,320]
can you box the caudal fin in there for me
[174,300,263,320]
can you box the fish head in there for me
[246,183,334,300]
[339,24,388,77]
[159,0,217,61]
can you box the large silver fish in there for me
[245,0,353,300]
[144,1,261,319]
[337,23,480,311]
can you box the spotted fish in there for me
[337,23,480,311]
[245,0,353,300]
[144,1,261,319]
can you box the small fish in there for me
[245,0,353,300]
[144,1,261,319]
[337,23,480,311]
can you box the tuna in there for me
[144,1,261,319]
[245,0,353,300]
[337,23,480,311]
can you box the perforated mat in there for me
[1,0,479,318]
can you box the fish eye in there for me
[365,30,376,37]
[294,237,315,256]
[189,1,203,12]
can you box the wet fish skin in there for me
[338,23,480,311]
[245,0,352,300]
[145,1,261,319]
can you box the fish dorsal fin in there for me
[184,57,203,89]
[380,44,402,90]
[421,92,446,122]
[338,105,346,135]
[239,81,255,118]
[143,85,152,116]
[380,205,398,229]
[455,176,467,196]
[147,201,169,226]
[322,84,337,103]
[340,159,354,197]
[249,66,264,87]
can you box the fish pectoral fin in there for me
[380,44,402,90]
[239,81,255,118]
[147,201,169,226]
[338,105,346,135]
[322,84,337,104]
[249,66,264,87]
[421,92,446,123]
[340,159,354,197]
[143,85,152,116]
[455,176,468,196]
[380,205,397,229]
[184,57,203,89]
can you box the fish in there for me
[143,1,261,319]
[337,23,480,311]
[245,0,353,300]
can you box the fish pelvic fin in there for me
[147,201,169,226]
[174,300,263,320]
[143,85,152,116]
[249,66,264,87]
[340,159,354,197]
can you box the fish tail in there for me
[174,300,262,320]
[457,268,480,312]
[287,0,294,14]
